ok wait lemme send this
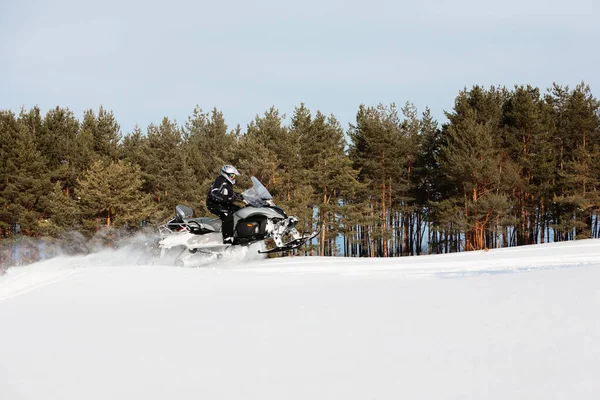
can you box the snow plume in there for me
[0,231,268,300]
[0,229,161,271]
[0,230,161,300]
[1,227,269,275]
[219,240,268,265]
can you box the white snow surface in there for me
[1,239,599,399]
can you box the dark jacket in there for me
[206,175,240,217]
[207,175,235,204]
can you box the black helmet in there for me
[221,165,240,184]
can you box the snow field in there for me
[1,239,599,399]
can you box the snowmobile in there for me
[157,176,319,266]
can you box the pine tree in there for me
[38,107,80,196]
[121,125,147,164]
[239,109,287,179]
[144,118,202,220]
[349,104,409,256]
[95,106,122,161]
[291,105,360,255]
[412,107,443,254]
[546,82,600,239]
[502,85,555,245]
[439,112,514,250]
[77,160,154,232]
[18,106,43,140]
[75,109,97,173]
[183,107,238,214]
[236,107,289,190]
[0,110,51,236]
[121,125,152,193]
[41,181,82,236]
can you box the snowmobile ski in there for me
[258,229,321,254]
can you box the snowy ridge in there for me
[1,238,599,301]
[0,263,81,302]
[233,239,600,278]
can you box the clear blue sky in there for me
[1,0,597,134]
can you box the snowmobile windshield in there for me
[242,176,273,207]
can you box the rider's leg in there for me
[221,209,235,243]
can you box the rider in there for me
[206,165,243,244]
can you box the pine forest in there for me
[1,83,599,266]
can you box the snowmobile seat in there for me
[183,217,222,233]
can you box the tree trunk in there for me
[416,211,422,255]
[381,182,388,257]
[389,212,394,256]
[540,200,545,244]
[320,185,327,256]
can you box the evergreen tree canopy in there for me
[0,111,50,236]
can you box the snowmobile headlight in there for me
[266,200,276,207]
